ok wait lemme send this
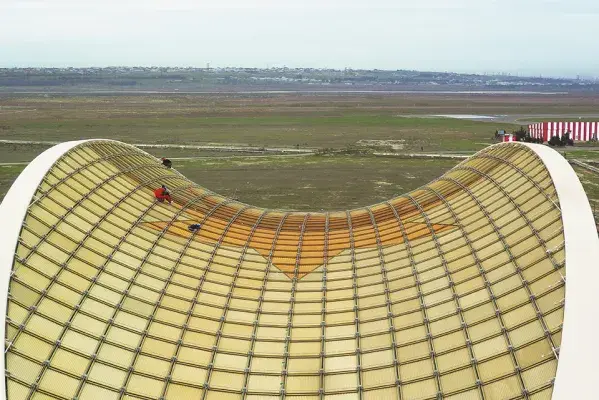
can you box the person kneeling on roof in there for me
[188,223,201,233]
[161,158,172,168]
[154,185,172,204]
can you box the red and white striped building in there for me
[529,121,599,142]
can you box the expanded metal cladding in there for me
[3,141,566,399]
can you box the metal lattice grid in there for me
[4,141,565,400]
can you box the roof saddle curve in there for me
[0,140,597,400]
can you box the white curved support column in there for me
[521,143,599,400]
[0,140,88,400]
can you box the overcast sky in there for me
[2,0,598,77]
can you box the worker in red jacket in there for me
[154,185,172,204]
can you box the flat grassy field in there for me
[518,117,599,123]
[560,149,599,161]
[2,92,599,212]
[0,143,269,163]
[176,155,458,211]
[573,165,599,229]
[0,113,512,151]
[2,93,598,152]
[0,153,457,210]
[0,164,24,200]
[574,166,599,205]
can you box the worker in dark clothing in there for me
[188,223,201,233]
[161,158,172,168]
[154,185,172,204]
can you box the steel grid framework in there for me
[1,140,597,400]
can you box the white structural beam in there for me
[0,140,88,400]
[522,143,599,400]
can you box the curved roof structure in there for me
[1,140,598,400]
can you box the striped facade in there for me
[528,122,599,142]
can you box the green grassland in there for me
[0,113,512,151]
[4,93,598,152]
[573,165,599,229]
[0,143,268,163]
[0,143,55,163]
[2,93,599,212]
[517,117,599,123]
[574,166,599,205]
[0,153,458,210]
[176,155,458,211]
[560,149,599,161]
[0,165,24,200]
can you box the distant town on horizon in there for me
[1,66,598,93]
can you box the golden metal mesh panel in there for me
[5,141,564,399]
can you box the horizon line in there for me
[0,65,595,81]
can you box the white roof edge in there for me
[0,139,92,400]
[519,143,599,399]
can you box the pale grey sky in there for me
[1,0,598,77]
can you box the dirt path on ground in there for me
[373,152,470,160]
[571,159,599,174]
[0,139,316,154]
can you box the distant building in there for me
[529,121,599,142]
